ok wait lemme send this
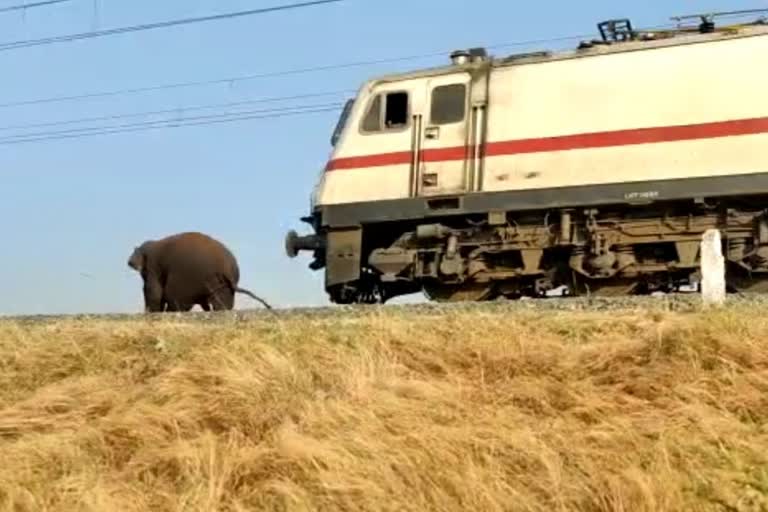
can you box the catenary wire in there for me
[0,0,69,14]
[0,106,342,145]
[0,90,354,132]
[0,34,602,110]
[0,20,679,140]
[0,101,344,141]
[0,19,695,146]
[0,21,685,111]
[0,104,342,146]
[0,0,343,51]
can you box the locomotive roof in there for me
[365,21,768,87]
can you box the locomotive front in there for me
[284,96,357,276]
[286,15,768,305]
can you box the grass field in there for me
[0,304,767,511]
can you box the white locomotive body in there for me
[286,16,768,304]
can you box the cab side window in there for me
[430,84,466,125]
[384,92,408,127]
[361,91,409,132]
[361,95,382,132]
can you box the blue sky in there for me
[1,0,765,315]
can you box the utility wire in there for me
[0,0,70,14]
[0,21,681,117]
[0,101,344,141]
[0,34,596,110]
[1,106,341,145]
[0,90,353,132]
[0,104,342,146]
[0,0,342,51]
[0,20,690,146]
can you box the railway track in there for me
[3,293,768,325]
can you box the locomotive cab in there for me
[286,53,490,303]
[318,62,483,204]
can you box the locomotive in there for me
[285,12,768,304]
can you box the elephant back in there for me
[155,232,240,285]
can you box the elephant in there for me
[127,231,272,312]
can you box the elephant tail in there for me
[234,286,273,310]
[216,274,273,310]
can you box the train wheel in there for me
[422,282,496,303]
[328,270,390,305]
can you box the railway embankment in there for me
[0,300,766,511]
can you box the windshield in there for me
[330,98,354,147]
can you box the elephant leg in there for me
[166,299,194,312]
[162,273,198,313]
[210,290,235,311]
[143,276,164,313]
[199,300,211,312]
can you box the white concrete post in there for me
[700,229,726,307]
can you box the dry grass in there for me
[0,306,767,511]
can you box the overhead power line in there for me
[0,103,342,146]
[0,20,681,119]
[0,0,70,14]
[1,101,343,141]
[0,34,597,110]
[0,18,688,147]
[0,90,353,132]
[0,0,343,51]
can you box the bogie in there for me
[311,198,768,303]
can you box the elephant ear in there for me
[138,245,150,269]
[129,243,150,272]
[136,247,144,269]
